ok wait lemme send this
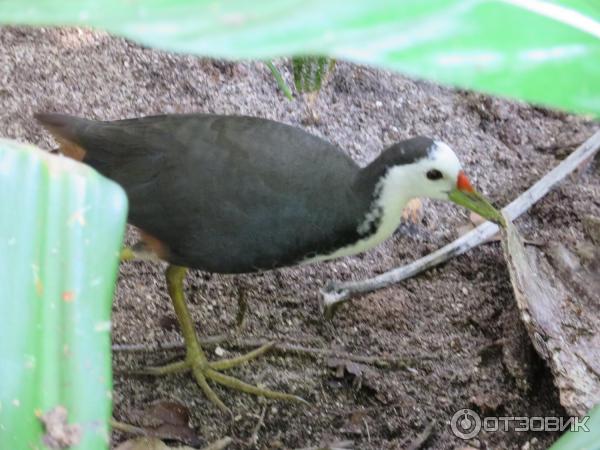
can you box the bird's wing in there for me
[36,113,367,271]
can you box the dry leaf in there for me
[469,212,487,227]
[39,405,82,449]
[501,217,600,415]
[129,400,200,446]
[115,437,197,450]
[456,212,501,242]
[326,358,366,380]
[402,198,423,224]
[326,358,387,402]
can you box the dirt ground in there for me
[2,26,599,450]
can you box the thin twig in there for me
[363,418,371,443]
[248,405,267,446]
[109,418,146,436]
[320,130,600,317]
[405,420,436,450]
[201,437,233,450]
[112,334,227,352]
[113,336,430,370]
[248,340,425,368]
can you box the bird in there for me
[35,112,503,412]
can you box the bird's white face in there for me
[409,141,464,200]
[381,140,503,224]
[382,141,468,202]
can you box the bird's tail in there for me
[35,112,90,161]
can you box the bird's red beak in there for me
[457,170,474,193]
[449,170,505,227]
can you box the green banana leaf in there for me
[549,404,600,450]
[1,0,599,115]
[0,140,127,449]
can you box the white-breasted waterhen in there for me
[36,112,503,411]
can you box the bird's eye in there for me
[426,169,443,181]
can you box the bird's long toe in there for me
[204,368,306,404]
[209,342,274,370]
[141,359,191,375]
[140,342,306,412]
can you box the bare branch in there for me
[113,336,430,370]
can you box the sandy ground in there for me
[2,26,599,449]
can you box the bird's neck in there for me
[305,164,415,264]
[355,163,416,239]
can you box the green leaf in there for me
[265,61,294,100]
[0,0,598,115]
[0,140,127,449]
[549,404,600,450]
[292,56,335,93]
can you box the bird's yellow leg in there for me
[120,247,136,262]
[142,265,306,412]
[120,244,161,262]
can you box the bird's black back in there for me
[38,113,374,272]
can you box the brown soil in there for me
[2,26,598,450]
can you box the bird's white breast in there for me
[302,165,413,264]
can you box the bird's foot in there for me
[141,342,306,412]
